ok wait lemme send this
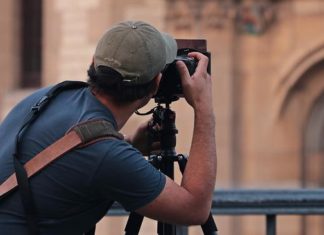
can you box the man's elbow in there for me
[184,203,211,225]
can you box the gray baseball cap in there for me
[94,21,177,85]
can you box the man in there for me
[0,20,216,234]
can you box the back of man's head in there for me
[88,21,177,103]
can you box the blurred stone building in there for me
[0,0,323,234]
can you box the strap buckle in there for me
[31,96,49,113]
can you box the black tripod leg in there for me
[177,155,219,235]
[201,214,218,235]
[124,212,144,235]
[124,155,162,235]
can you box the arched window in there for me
[303,90,324,187]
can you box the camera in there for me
[154,40,211,104]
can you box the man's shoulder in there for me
[88,137,137,157]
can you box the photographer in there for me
[0,20,216,234]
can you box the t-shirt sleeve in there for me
[94,140,166,212]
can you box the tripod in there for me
[125,102,218,235]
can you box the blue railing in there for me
[106,189,324,235]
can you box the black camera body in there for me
[154,40,211,104]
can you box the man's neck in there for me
[91,91,140,130]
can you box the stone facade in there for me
[0,0,324,234]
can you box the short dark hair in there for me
[87,63,157,104]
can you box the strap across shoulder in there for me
[71,119,124,144]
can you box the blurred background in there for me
[0,0,323,234]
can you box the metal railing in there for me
[106,189,324,235]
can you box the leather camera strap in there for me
[0,119,123,198]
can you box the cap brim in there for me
[161,33,177,64]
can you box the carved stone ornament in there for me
[166,0,276,35]
[236,1,276,35]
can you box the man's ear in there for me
[151,73,162,96]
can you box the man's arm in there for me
[136,52,216,225]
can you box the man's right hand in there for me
[176,52,213,114]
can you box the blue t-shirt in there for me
[0,85,166,235]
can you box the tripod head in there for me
[151,103,178,151]
[136,100,179,161]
